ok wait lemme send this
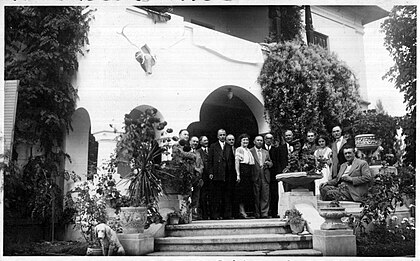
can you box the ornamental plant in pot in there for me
[283,209,306,234]
[108,108,173,234]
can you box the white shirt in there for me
[219,140,225,150]
[235,147,255,165]
[336,136,344,151]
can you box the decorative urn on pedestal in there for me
[319,200,348,230]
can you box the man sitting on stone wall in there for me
[320,144,372,202]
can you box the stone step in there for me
[155,233,313,252]
[149,249,323,256]
[165,218,290,237]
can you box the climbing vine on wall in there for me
[4,7,94,226]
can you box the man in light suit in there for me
[208,129,234,219]
[331,125,347,179]
[320,144,372,202]
[190,136,204,220]
[250,135,273,218]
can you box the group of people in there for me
[171,125,372,220]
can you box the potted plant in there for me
[167,211,181,225]
[108,109,173,233]
[283,209,306,234]
[65,180,108,255]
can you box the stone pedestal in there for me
[278,190,317,217]
[312,229,356,256]
[117,233,154,255]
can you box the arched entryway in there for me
[188,86,266,145]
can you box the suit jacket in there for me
[331,137,348,179]
[197,147,209,182]
[208,141,234,181]
[250,147,272,183]
[278,143,289,173]
[327,158,372,202]
[265,144,280,176]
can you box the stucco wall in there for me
[310,6,369,102]
[75,6,268,137]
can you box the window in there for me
[313,31,328,49]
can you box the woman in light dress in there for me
[235,133,255,219]
[314,135,332,197]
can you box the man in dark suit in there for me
[197,136,210,219]
[331,126,348,179]
[224,134,237,219]
[264,133,280,218]
[208,129,234,219]
[320,144,372,202]
[250,136,273,218]
[279,130,293,191]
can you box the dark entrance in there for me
[188,88,259,145]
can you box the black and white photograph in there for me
[1,0,417,260]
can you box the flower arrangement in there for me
[282,139,326,175]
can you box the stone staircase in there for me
[148,218,322,256]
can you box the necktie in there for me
[257,149,263,165]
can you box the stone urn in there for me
[355,134,380,150]
[119,206,147,234]
[319,206,348,230]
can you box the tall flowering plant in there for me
[108,109,173,207]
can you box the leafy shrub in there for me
[356,217,415,256]
[258,40,361,139]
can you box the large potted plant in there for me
[108,108,172,233]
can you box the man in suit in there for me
[320,144,372,202]
[279,130,293,191]
[302,130,318,155]
[208,129,234,219]
[264,133,280,218]
[250,135,273,218]
[224,134,237,219]
[190,136,204,220]
[331,126,348,179]
[197,136,211,220]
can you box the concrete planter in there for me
[319,207,348,230]
[120,206,147,234]
[355,134,380,150]
[289,221,305,234]
[168,215,180,225]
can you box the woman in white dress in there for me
[313,135,332,197]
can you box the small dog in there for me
[95,223,125,256]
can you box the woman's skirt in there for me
[236,163,254,204]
